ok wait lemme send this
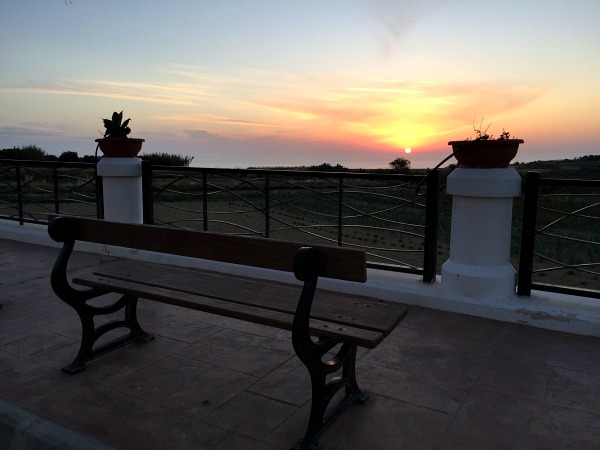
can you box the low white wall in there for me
[2,220,600,337]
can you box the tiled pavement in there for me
[1,238,600,449]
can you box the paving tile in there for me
[545,366,600,414]
[40,334,191,385]
[260,401,312,449]
[363,325,492,384]
[475,354,551,401]
[2,330,76,359]
[213,433,272,450]
[357,361,469,414]
[0,350,71,408]
[248,355,311,406]
[496,325,600,374]
[184,328,294,377]
[436,432,510,450]
[2,278,55,304]
[319,393,453,450]
[205,391,297,440]
[114,354,258,420]
[400,305,510,345]
[48,379,227,450]
[138,310,222,344]
[0,305,40,345]
[450,388,600,449]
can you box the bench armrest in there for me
[48,217,107,305]
[292,247,334,354]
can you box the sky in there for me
[1,0,599,169]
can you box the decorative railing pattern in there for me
[0,159,439,280]
[0,160,100,224]
[518,171,600,298]
[142,165,440,281]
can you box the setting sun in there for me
[405,148,412,154]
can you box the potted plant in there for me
[448,121,524,168]
[95,111,144,157]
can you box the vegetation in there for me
[389,157,411,170]
[0,145,50,160]
[140,152,194,166]
[0,145,193,166]
[465,118,515,141]
[101,111,132,139]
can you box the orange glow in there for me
[143,73,547,160]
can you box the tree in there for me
[308,163,348,172]
[0,145,48,160]
[389,157,411,170]
[58,151,80,162]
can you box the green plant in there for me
[468,118,514,141]
[101,111,131,138]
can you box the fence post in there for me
[95,168,104,219]
[441,167,522,299]
[141,160,154,224]
[423,169,440,282]
[15,164,24,225]
[52,166,60,214]
[338,177,344,246]
[265,174,270,238]
[96,157,143,223]
[517,171,541,296]
[202,171,208,231]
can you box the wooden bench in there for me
[48,216,408,449]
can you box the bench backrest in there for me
[49,216,367,283]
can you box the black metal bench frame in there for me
[48,216,407,449]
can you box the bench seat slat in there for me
[90,261,407,336]
[73,274,386,348]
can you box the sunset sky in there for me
[1,1,599,169]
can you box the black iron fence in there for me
[5,160,600,296]
[0,159,101,224]
[142,164,440,281]
[518,171,600,298]
[0,159,440,281]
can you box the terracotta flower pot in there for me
[448,139,523,168]
[95,138,144,158]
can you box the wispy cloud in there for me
[0,79,204,106]
[365,0,449,57]
[0,65,544,152]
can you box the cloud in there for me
[241,75,545,147]
[0,65,545,157]
[0,79,201,106]
[365,0,449,57]
[159,113,281,128]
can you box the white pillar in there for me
[96,158,143,224]
[441,168,522,299]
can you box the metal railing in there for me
[518,171,600,298]
[142,165,440,281]
[0,159,101,224]
[0,159,440,281]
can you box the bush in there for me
[140,152,194,166]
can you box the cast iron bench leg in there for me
[62,294,154,374]
[292,339,369,450]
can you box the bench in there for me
[48,216,408,449]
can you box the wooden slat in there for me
[90,261,407,336]
[73,274,384,348]
[58,216,366,282]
